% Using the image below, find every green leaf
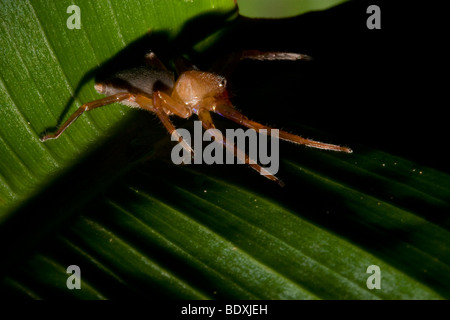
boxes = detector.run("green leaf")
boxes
[1,0,449,300]
[237,0,350,18]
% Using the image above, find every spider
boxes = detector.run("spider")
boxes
[41,50,352,186]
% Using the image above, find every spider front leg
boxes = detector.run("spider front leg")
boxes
[207,99,352,153]
[239,50,312,62]
[195,98,284,186]
[143,91,194,155]
[41,93,135,141]
[211,50,312,79]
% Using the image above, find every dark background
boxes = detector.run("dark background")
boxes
[208,0,450,174]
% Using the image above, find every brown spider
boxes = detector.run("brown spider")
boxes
[41,50,352,186]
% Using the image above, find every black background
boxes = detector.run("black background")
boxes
[216,0,450,174]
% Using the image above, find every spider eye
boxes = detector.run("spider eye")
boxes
[219,78,226,87]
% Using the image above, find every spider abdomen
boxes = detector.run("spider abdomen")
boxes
[96,67,175,98]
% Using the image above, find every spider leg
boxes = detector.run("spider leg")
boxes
[152,91,192,119]
[210,50,311,79]
[207,99,352,153]
[140,92,194,155]
[41,93,135,141]
[239,50,312,62]
[144,51,170,71]
[195,98,284,186]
